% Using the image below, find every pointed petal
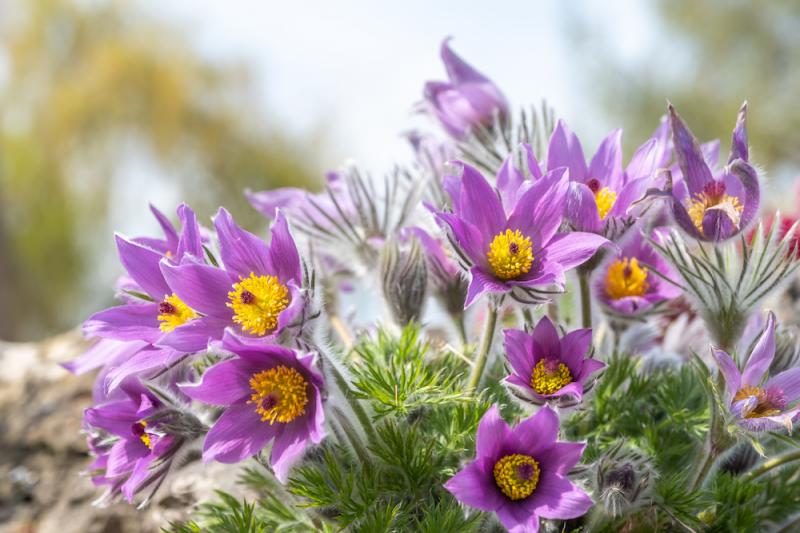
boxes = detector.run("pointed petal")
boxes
[543,232,610,271]
[464,266,508,308]
[588,129,623,190]
[203,403,280,463]
[458,163,506,238]
[116,235,171,299]
[444,461,503,512]
[507,168,569,244]
[711,346,742,395]
[511,406,559,456]
[669,104,714,196]
[160,261,233,319]
[83,304,161,343]
[503,328,536,382]
[768,368,800,403]
[214,207,273,279]
[476,405,510,460]
[547,120,587,182]
[268,211,302,284]
[181,359,259,406]
[728,102,749,163]
[527,471,593,520]
[742,312,776,387]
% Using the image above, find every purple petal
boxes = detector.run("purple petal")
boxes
[547,120,587,182]
[768,368,800,403]
[507,168,569,244]
[531,317,561,357]
[149,204,179,253]
[728,160,760,233]
[496,153,526,212]
[62,339,147,375]
[464,266,508,308]
[175,203,204,260]
[496,502,540,533]
[668,104,713,196]
[458,164,505,238]
[203,402,280,463]
[588,129,623,190]
[577,358,605,383]
[441,38,491,85]
[103,347,185,393]
[157,316,229,352]
[107,439,149,478]
[268,211,302,284]
[742,312,776,387]
[564,182,601,234]
[503,329,536,381]
[435,212,487,269]
[560,329,592,374]
[475,405,510,461]
[543,232,610,271]
[271,420,313,483]
[181,358,258,406]
[444,460,503,512]
[527,470,593,520]
[536,441,586,476]
[625,138,658,181]
[84,400,138,437]
[245,187,308,220]
[116,235,171,299]
[728,102,749,163]
[711,347,742,395]
[160,261,233,319]
[511,406,559,456]
[83,304,161,343]
[214,207,273,279]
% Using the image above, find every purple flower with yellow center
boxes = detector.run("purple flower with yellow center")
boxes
[445,405,593,532]
[547,121,663,236]
[83,379,181,503]
[503,317,604,404]
[434,161,609,307]
[712,312,800,432]
[663,103,759,241]
[422,38,509,139]
[594,229,681,317]
[158,208,305,351]
[180,332,324,481]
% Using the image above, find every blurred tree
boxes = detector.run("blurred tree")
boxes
[564,0,800,174]
[0,0,321,341]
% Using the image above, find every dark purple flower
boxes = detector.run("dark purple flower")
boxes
[445,406,593,532]
[180,332,324,481]
[422,38,509,139]
[503,317,604,404]
[712,312,800,432]
[663,103,759,242]
[547,121,664,236]
[159,208,305,352]
[594,228,681,317]
[434,161,609,307]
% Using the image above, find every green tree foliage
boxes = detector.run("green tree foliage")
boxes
[0,0,320,340]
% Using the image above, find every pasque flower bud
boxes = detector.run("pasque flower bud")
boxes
[381,236,428,325]
[594,442,655,518]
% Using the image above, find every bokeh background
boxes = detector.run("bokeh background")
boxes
[1,0,799,342]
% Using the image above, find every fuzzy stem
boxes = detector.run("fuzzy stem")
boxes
[579,271,592,329]
[466,301,499,391]
[453,311,468,347]
[743,450,800,482]
[689,442,719,492]
[327,358,378,444]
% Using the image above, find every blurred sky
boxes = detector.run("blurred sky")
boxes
[142,0,657,174]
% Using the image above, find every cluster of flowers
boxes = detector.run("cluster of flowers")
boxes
[64,39,800,532]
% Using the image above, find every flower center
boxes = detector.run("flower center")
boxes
[733,385,787,418]
[531,358,573,395]
[493,453,541,500]
[157,294,197,333]
[687,182,743,235]
[486,229,534,280]
[228,273,290,336]
[605,257,649,299]
[248,366,309,424]
[131,420,153,449]
[586,180,617,220]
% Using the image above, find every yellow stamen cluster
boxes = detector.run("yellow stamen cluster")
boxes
[248,366,309,424]
[687,193,743,235]
[594,187,617,220]
[157,294,197,333]
[531,359,573,395]
[605,258,649,300]
[486,229,534,280]
[493,454,541,500]
[733,386,782,418]
[228,273,290,336]
[137,421,152,449]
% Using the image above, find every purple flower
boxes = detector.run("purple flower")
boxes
[712,312,800,432]
[422,38,509,139]
[547,121,664,236]
[408,227,467,314]
[445,406,593,532]
[180,332,324,481]
[434,161,608,307]
[83,379,183,503]
[594,228,681,317]
[503,317,604,404]
[159,208,305,352]
[663,103,759,242]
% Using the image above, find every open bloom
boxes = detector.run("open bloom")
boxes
[422,38,509,139]
[434,160,608,307]
[445,406,593,533]
[181,332,324,481]
[547,121,664,237]
[662,103,759,242]
[159,208,305,352]
[503,317,605,404]
[712,312,800,431]
[594,228,681,317]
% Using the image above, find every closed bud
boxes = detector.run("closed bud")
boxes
[381,236,428,325]
[770,324,800,375]
[594,442,655,518]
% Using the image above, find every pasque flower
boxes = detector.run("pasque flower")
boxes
[159,208,305,351]
[445,405,593,532]
[503,317,605,404]
[180,332,324,481]
[661,103,759,242]
[594,228,681,317]
[434,160,609,307]
[712,312,800,432]
[422,38,509,139]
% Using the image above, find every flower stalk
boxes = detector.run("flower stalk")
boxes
[466,299,500,391]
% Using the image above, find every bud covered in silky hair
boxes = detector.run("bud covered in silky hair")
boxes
[381,236,428,326]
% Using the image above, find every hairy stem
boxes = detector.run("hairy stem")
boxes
[743,449,800,482]
[467,301,499,391]
[579,271,592,329]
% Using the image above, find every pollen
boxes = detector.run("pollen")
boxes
[493,453,541,500]
[734,385,786,418]
[686,182,743,235]
[132,421,153,449]
[594,186,617,220]
[487,229,534,280]
[605,257,649,300]
[157,294,197,333]
[531,358,573,395]
[227,273,290,336]
[248,366,309,424]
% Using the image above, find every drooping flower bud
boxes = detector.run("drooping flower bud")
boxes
[381,236,428,326]
[594,443,655,518]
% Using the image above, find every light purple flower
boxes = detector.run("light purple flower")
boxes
[712,312,800,432]
[180,332,324,481]
[434,161,609,307]
[445,406,593,533]
[547,121,663,236]
[594,228,681,317]
[503,317,604,405]
[159,208,305,352]
[422,38,509,139]
[661,103,759,242]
